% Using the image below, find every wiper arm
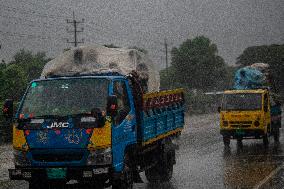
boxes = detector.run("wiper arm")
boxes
[70,112,92,118]
[33,114,67,119]
[29,112,92,119]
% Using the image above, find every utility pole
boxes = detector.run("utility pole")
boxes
[164,38,169,77]
[67,11,84,47]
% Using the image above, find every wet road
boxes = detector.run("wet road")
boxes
[0,113,283,189]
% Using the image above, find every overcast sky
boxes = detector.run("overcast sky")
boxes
[0,0,283,69]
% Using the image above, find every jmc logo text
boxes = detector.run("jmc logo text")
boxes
[47,122,69,129]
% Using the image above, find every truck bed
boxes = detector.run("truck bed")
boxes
[140,89,185,145]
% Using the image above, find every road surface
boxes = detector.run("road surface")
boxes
[0,113,283,189]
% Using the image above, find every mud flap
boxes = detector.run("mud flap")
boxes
[133,169,143,183]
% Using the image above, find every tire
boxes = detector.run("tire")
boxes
[78,180,104,189]
[263,133,269,147]
[29,179,51,189]
[112,154,133,189]
[223,136,230,147]
[145,161,173,183]
[237,139,243,148]
[273,126,280,143]
[145,146,174,183]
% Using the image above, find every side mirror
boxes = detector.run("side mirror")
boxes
[107,95,118,117]
[264,106,268,113]
[91,108,105,128]
[217,106,221,113]
[3,99,14,119]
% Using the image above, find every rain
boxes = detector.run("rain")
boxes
[0,0,283,189]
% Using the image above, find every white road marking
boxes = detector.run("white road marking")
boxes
[253,165,283,189]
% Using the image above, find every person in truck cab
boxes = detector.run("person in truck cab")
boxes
[113,81,131,123]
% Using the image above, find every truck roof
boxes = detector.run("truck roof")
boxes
[224,89,267,94]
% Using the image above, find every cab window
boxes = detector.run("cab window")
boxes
[263,93,268,112]
[113,81,130,124]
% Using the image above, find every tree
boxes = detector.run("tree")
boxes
[236,44,284,98]
[0,64,28,101]
[10,49,50,82]
[0,49,50,102]
[169,36,228,90]
[160,66,181,90]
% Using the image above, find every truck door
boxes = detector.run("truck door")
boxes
[263,93,271,132]
[111,79,137,172]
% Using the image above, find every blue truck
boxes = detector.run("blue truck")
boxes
[3,73,185,188]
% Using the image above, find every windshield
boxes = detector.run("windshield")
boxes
[221,93,262,111]
[19,78,109,117]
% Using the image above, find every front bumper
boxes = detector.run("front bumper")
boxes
[220,129,265,139]
[9,166,110,181]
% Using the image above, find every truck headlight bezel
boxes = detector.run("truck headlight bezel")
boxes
[86,147,112,166]
[223,121,229,127]
[13,149,31,167]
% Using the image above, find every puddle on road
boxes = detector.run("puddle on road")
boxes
[222,142,283,188]
[223,159,277,188]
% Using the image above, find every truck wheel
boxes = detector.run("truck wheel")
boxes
[145,149,174,183]
[223,137,230,147]
[112,154,133,189]
[78,180,104,189]
[145,161,173,183]
[237,139,243,148]
[273,126,280,143]
[29,180,50,189]
[263,134,269,147]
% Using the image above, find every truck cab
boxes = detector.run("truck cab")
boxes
[4,74,184,189]
[219,89,281,147]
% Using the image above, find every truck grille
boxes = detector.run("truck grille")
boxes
[229,121,252,128]
[32,153,84,162]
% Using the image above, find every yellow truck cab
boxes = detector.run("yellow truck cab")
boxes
[219,89,278,147]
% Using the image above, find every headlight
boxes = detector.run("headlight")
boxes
[254,121,260,127]
[223,121,229,127]
[87,147,112,165]
[13,149,31,166]
[13,127,29,152]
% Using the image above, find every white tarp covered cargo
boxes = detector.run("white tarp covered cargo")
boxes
[41,45,160,92]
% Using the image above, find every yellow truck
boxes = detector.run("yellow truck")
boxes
[219,89,281,147]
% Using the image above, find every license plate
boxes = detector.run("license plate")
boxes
[46,168,67,179]
[236,128,244,135]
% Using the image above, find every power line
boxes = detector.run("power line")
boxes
[0,30,54,40]
[66,12,84,47]
[164,38,169,75]
[0,14,65,32]
[0,4,67,20]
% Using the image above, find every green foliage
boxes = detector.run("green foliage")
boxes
[169,36,228,91]
[10,50,50,82]
[236,44,284,100]
[0,64,28,101]
[184,90,221,114]
[160,66,182,90]
[0,49,50,102]
[160,36,230,92]
[159,36,233,114]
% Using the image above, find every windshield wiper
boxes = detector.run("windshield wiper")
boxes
[69,112,92,118]
[33,114,67,119]
[20,112,93,120]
